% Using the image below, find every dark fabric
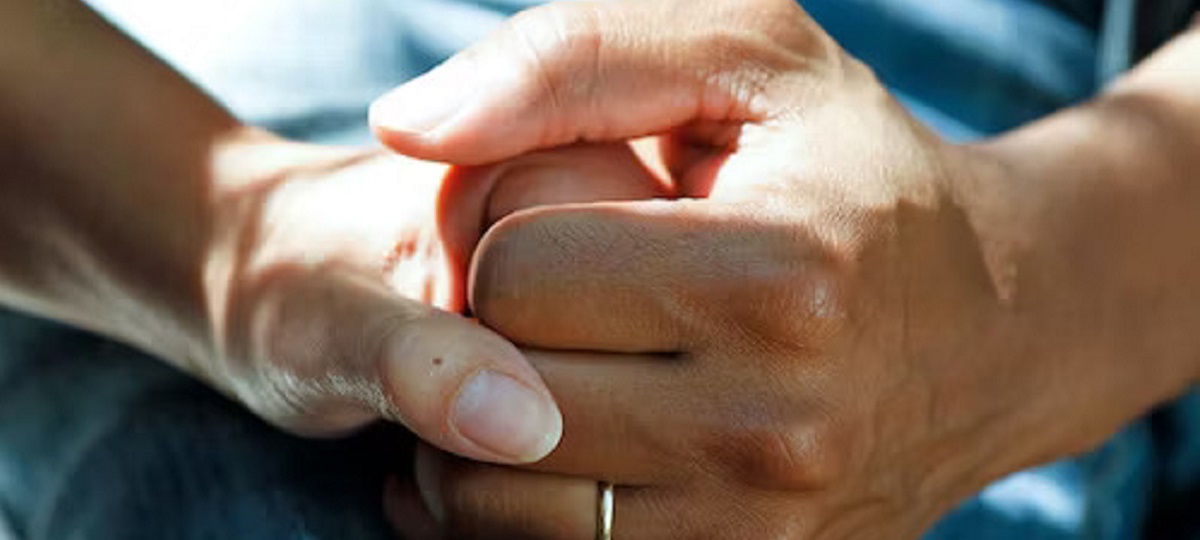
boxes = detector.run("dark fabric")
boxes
[0,309,415,540]
[804,0,1100,139]
[1046,0,1107,27]
[1136,0,1199,59]
[1145,395,1200,540]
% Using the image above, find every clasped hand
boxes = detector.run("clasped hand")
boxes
[358,0,1188,538]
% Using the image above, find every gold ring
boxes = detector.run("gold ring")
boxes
[596,481,614,540]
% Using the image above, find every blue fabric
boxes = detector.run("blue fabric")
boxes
[0,0,1196,538]
[0,311,416,540]
[806,0,1101,140]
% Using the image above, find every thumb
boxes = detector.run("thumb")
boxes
[235,268,562,464]
[369,0,834,165]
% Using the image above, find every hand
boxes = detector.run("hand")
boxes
[371,0,1195,537]
[197,135,663,465]
[0,0,658,470]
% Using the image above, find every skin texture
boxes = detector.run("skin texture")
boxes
[371,0,1200,538]
[0,0,667,466]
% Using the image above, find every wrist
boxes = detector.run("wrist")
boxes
[954,111,1200,463]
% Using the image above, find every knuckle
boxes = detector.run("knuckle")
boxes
[710,232,850,350]
[746,0,831,58]
[773,267,850,349]
[717,419,849,492]
[679,0,839,115]
[695,5,813,66]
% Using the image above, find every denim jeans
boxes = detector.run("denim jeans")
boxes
[1,0,1196,538]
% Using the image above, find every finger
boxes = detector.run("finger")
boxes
[437,143,669,309]
[521,347,837,493]
[521,349,697,484]
[384,476,441,540]
[369,0,831,165]
[413,444,680,540]
[481,143,670,227]
[418,446,813,540]
[470,199,824,353]
[228,267,562,465]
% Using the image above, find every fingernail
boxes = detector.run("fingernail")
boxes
[452,370,562,462]
[370,60,474,134]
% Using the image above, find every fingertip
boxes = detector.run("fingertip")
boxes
[451,367,563,464]
[368,63,472,139]
[369,115,460,164]
[388,313,563,465]
[369,117,526,167]
[369,121,423,155]
[368,57,534,166]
